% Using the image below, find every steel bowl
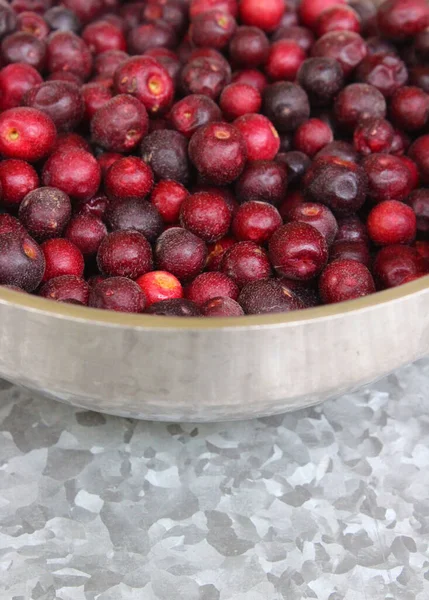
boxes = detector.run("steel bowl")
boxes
[0,277,428,421]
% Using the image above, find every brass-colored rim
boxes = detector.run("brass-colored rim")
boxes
[0,275,427,330]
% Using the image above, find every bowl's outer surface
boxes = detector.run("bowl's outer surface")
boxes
[0,279,428,421]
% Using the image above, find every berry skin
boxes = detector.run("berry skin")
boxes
[97,230,153,280]
[232,201,282,245]
[238,278,303,314]
[234,113,280,161]
[188,122,247,185]
[89,277,146,313]
[105,157,154,202]
[155,227,207,282]
[367,200,416,246]
[0,107,56,162]
[186,271,239,305]
[0,159,39,208]
[136,271,183,307]
[42,149,101,202]
[319,259,375,304]
[39,275,90,305]
[0,232,45,291]
[201,296,244,316]
[150,180,188,224]
[269,222,328,281]
[41,238,84,282]
[221,241,272,287]
[239,0,284,32]
[293,119,333,157]
[219,83,261,120]
[180,191,232,242]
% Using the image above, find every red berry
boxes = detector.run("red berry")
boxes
[0,107,56,162]
[300,0,346,28]
[219,83,261,120]
[39,275,90,305]
[180,191,231,242]
[390,86,429,131]
[378,0,429,40]
[23,80,84,133]
[408,135,429,185]
[206,235,236,271]
[0,232,45,291]
[82,20,127,55]
[235,160,288,206]
[269,222,328,280]
[105,157,154,202]
[407,189,429,233]
[311,31,367,76]
[155,227,207,282]
[293,118,333,157]
[47,31,92,80]
[150,180,188,224]
[234,113,280,161]
[287,202,338,246]
[188,122,247,185]
[265,40,306,82]
[229,26,270,67]
[169,94,222,138]
[363,153,414,202]
[136,270,183,307]
[91,94,149,153]
[239,0,284,32]
[373,244,426,288]
[190,10,236,49]
[353,117,394,155]
[238,278,303,314]
[64,214,107,256]
[0,159,39,208]
[319,259,375,304]
[97,230,153,279]
[232,201,282,244]
[317,5,361,36]
[41,238,84,282]
[42,149,101,202]
[89,276,146,313]
[81,83,112,122]
[186,271,239,305]
[221,241,271,287]
[0,63,42,110]
[367,200,416,245]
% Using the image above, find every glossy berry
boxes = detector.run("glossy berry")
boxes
[378,0,429,40]
[155,227,207,282]
[311,31,367,76]
[229,26,269,67]
[232,68,267,92]
[39,275,90,305]
[105,157,153,202]
[76,194,109,221]
[263,82,310,133]
[18,186,72,241]
[287,202,338,246]
[0,63,42,111]
[304,158,368,215]
[319,259,375,304]
[334,83,386,129]
[235,160,287,206]
[265,40,306,82]
[219,83,261,120]
[186,271,239,305]
[363,153,414,201]
[367,200,416,245]
[81,83,112,122]
[169,94,222,138]
[234,113,280,161]
[181,55,231,100]
[239,0,284,32]
[146,298,202,316]
[356,53,408,97]
[293,119,333,157]
[82,20,127,55]
[94,49,129,77]
[150,180,188,224]
[136,270,183,307]
[89,276,146,313]
[201,296,244,316]
[97,230,153,280]
[180,191,231,242]
[315,140,359,163]
[221,241,271,287]
[335,216,368,243]
[390,86,429,132]
[316,5,361,36]
[353,118,394,155]
[374,244,426,288]
[269,222,328,280]
[41,238,84,282]
[272,25,315,52]
[190,10,236,49]
[189,122,247,185]
[0,107,56,162]
[16,11,50,39]
[0,232,45,291]
[64,214,107,256]
[299,0,346,28]
[238,278,303,314]
[114,56,174,116]
[232,201,282,244]
[0,159,39,208]
[297,57,344,107]
[47,31,92,81]
[1,31,47,71]
[23,80,84,133]
[42,149,101,202]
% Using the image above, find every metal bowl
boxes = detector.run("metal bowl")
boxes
[0,277,428,421]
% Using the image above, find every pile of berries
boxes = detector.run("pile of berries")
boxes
[0,0,428,317]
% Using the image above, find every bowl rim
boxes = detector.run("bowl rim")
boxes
[0,275,428,330]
